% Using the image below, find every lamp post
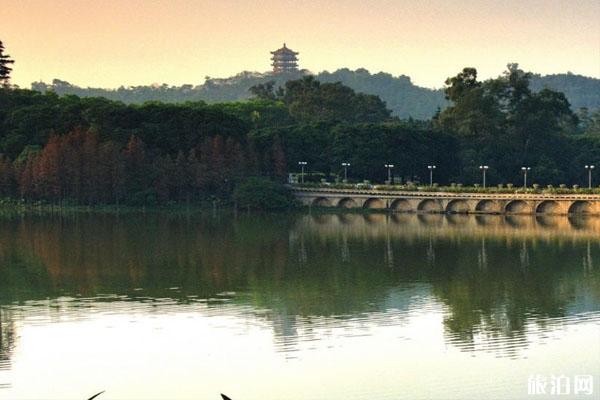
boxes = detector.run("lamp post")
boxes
[479,165,489,188]
[427,165,436,186]
[298,161,307,184]
[384,164,394,184]
[341,162,350,182]
[585,165,595,189]
[521,167,531,188]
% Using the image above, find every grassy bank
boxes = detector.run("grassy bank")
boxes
[0,198,231,215]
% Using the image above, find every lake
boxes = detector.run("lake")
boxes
[0,211,599,399]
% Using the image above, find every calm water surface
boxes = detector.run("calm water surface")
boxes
[0,212,599,399]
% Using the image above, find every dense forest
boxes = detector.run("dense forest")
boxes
[2,57,600,207]
[31,68,600,120]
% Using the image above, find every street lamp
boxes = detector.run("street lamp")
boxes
[521,167,531,188]
[427,165,436,186]
[479,165,489,188]
[384,164,394,184]
[585,165,595,189]
[341,162,350,182]
[298,161,307,184]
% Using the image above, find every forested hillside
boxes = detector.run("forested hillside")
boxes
[530,73,600,111]
[31,69,599,120]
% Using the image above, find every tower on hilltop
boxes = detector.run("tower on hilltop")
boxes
[270,43,299,74]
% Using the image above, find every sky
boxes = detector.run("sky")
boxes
[2,0,600,89]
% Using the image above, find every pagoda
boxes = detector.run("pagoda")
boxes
[270,43,299,74]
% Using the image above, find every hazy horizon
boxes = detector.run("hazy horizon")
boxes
[3,0,600,89]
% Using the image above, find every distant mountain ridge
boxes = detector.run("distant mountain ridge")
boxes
[31,69,599,120]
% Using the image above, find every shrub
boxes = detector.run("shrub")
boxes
[234,177,297,211]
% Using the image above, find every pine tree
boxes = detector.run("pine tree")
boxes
[0,41,15,87]
[123,135,148,197]
[187,149,204,198]
[271,136,287,180]
[174,151,191,202]
[98,141,125,204]
[18,155,36,199]
[35,135,62,201]
[0,156,15,197]
[152,154,174,203]
[81,131,100,204]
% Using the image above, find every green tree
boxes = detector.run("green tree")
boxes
[248,80,278,101]
[282,76,391,124]
[233,177,296,210]
[0,41,14,87]
[437,64,578,185]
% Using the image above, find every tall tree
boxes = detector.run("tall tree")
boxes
[282,76,391,124]
[249,81,278,101]
[0,156,14,197]
[0,41,15,87]
[271,136,287,180]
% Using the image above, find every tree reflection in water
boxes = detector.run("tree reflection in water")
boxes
[0,212,598,365]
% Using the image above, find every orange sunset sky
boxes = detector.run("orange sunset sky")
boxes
[3,0,600,89]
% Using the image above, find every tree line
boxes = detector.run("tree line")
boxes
[2,37,600,207]
[0,129,288,205]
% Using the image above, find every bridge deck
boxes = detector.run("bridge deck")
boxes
[290,187,600,215]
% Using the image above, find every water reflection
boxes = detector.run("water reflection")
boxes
[0,308,15,389]
[0,212,599,398]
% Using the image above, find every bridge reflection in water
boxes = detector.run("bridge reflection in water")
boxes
[291,212,600,360]
[303,212,600,240]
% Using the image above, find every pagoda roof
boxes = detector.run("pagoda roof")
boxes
[270,43,299,55]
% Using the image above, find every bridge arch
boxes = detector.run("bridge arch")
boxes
[390,198,412,212]
[536,200,560,214]
[417,199,444,213]
[337,197,358,209]
[505,200,532,214]
[363,197,386,209]
[475,200,500,213]
[569,200,593,214]
[446,199,471,214]
[312,197,332,207]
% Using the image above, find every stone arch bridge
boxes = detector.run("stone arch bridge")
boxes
[291,187,600,215]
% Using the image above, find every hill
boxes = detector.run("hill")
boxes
[530,72,600,111]
[30,69,599,120]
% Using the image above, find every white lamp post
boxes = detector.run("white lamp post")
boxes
[521,166,531,188]
[341,162,350,182]
[384,164,394,184]
[585,165,595,189]
[479,165,489,188]
[298,161,307,184]
[427,165,436,186]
